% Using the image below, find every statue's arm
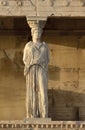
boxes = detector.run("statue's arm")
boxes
[23,44,28,66]
[23,43,32,76]
[46,44,50,64]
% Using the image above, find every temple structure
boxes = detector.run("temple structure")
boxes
[0,0,85,129]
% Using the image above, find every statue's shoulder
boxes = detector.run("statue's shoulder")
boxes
[24,41,33,49]
[42,42,48,48]
[26,41,33,47]
[43,42,46,46]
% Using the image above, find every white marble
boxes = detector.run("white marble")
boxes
[23,20,50,118]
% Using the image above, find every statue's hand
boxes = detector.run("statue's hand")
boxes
[24,66,29,76]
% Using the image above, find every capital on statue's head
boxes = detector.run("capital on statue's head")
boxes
[27,20,46,43]
[27,20,46,29]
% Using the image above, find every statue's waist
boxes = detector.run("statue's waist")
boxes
[30,64,42,68]
[29,63,46,69]
[24,63,47,76]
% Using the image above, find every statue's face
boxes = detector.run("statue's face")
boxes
[33,29,42,42]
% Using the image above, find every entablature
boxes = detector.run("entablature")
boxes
[0,0,85,19]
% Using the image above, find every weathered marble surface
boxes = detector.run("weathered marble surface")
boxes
[23,21,49,118]
[0,0,85,17]
[0,120,84,130]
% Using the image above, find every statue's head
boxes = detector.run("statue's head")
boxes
[28,20,45,43]
[31,28,43,42]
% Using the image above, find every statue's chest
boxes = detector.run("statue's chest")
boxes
[32,46,45,59]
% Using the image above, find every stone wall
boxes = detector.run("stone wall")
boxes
[0,17,85,120]
[46,35,85,121]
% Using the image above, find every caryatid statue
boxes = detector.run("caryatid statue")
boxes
[23,20,50,118]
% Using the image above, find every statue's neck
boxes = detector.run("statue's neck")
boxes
[33,38,41,44]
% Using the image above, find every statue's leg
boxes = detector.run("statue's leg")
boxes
[35,66,40,117]
[26,68,36,118]
[32,66,37,117]
[38,68,48,118]
[26,75,30,118]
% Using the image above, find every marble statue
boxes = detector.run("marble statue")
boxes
[23,21,50,118]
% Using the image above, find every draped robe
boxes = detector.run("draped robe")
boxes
[23,41,49,118]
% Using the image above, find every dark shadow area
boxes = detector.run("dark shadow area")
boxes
[43,17,85,49]
[0,16,85,48]
[0,16,30,37]
[45,17,85,32]
[48,89,85,121]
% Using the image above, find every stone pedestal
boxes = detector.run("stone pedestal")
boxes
[23,118,51,124]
